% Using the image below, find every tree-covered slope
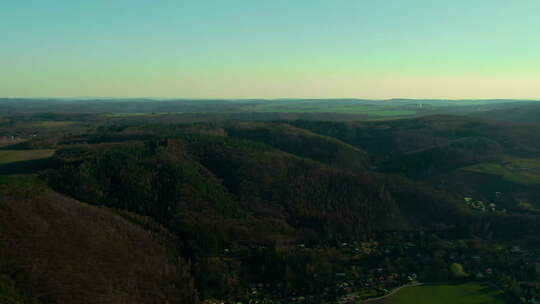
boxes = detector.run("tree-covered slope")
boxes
[45,131,469,245]
[224,122,370,173]
[0,176,198,304]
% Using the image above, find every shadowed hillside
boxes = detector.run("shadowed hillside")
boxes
[470,103,540,124]
[224,122,370,173]
[0,176,198,304]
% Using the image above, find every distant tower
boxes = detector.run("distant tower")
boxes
[417,102,423,109]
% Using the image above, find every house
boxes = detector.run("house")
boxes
[510,246,521,254]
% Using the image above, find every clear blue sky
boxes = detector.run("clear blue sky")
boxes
[1,0,539,98]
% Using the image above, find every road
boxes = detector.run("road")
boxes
[362,283,423,303]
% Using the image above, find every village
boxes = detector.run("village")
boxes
[0,133,36,146]
[463,195,506,213]
[205,227,540,304]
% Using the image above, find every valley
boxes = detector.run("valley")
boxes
[1,99,540,304]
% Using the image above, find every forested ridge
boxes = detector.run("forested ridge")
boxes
[2,116,540,303]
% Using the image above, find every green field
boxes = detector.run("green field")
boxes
[244,103,418,116]
[104,104,419,117]
[0,149,56,165]
[105,112,173,117]
[462,158,540,185]
[276,108,417,116]
[33,121,77,128]
[369,283,505,304]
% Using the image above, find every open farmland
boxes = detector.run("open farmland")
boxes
[240,102,419,116]
[32,121,77,128]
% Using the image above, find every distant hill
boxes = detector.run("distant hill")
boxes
[46,132,467,243]
[1,98,536,118]
[469,103,540,124]
[224,122,370,173]
[289,115,540,161]
[288,116,540,209]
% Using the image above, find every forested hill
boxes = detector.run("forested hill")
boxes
[0,176,198,304]
[31,121,472,301]
[3,115,540,303]
[469,103,540,124]
[45,128,467,243]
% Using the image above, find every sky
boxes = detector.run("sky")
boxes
[1,0,539,99]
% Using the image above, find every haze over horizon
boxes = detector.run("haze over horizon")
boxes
[2,0,539,99]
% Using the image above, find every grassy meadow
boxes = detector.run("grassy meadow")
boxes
[103,102,420,117]
[462,158,540,185]
[368,283,505,304]
[33,121,77,128]
[0,149,55,166]
[0,149,55,175]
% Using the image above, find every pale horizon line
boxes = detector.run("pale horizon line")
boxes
[2,97,540,102]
